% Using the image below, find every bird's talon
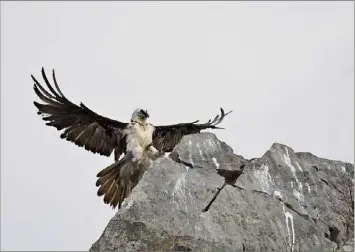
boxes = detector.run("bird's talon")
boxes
[157,150,165,157]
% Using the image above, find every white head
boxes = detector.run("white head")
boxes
[131,108,149,122]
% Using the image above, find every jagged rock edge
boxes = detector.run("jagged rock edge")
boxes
[168,140,342,247]
[168,150,246,213]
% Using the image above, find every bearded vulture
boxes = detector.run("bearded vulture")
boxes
[32,67,232,209]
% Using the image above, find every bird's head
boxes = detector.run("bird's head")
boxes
[131,108,149,123]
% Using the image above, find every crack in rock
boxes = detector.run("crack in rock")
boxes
[203,166,245,212]
[171,244,192,251]
[169,152,203,168]
[217,168,244,184]
[202,183,226,212]
[170,151,246,213]
[320,178,329,186]
[230,184,311,223]
[202,180,312,229]
[172,150,320,237]
[313,165,319,172]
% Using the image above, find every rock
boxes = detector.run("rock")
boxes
[90,133,353,252]
[338,238,354,252]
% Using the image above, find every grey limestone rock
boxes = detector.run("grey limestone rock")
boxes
[90,133,353,252]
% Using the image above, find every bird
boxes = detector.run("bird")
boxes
[32,67,232,209]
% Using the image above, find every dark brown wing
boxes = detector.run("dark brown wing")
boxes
[152,108,232,152]
[32,67,128,159]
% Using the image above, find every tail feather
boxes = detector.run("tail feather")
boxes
[104,183,118,204]
[96,162,117,177]
[110,186,123,208]
[95,165,117,187]
[97,177,115,197]
[96,153,148,209]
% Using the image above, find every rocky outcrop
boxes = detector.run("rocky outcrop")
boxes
[338,238,354,252]
[90,133,354,252]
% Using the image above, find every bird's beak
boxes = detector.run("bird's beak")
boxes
[142,110,149,118]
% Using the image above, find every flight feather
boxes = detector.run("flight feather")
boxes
[32,67,128,158]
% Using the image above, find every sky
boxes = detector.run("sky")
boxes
[1,1,353,251]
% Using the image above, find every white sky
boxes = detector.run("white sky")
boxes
[1,1,353,251]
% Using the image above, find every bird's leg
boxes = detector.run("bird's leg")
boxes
[145,143,165,160]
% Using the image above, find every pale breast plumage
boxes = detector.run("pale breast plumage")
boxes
[123,122,155,153]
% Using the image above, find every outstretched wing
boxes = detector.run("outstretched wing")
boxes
[152,108,232,152]
[32,67,128,159]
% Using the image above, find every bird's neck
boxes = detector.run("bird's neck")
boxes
[131,118,147,126]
